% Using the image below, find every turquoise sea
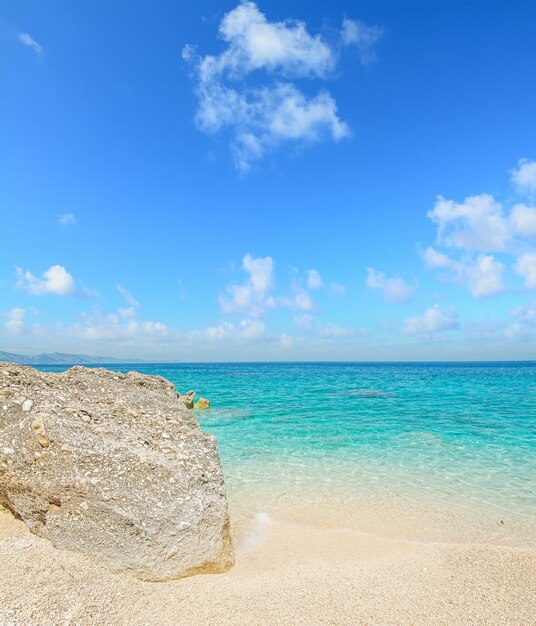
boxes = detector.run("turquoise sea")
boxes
[39,361,536,543]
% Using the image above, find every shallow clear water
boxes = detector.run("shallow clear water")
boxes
[38,362,536,537]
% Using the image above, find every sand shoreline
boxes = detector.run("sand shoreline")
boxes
[1,498,535,626]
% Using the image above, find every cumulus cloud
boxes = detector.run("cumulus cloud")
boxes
[220,253,316,317]
[293,314,353,338]
[201,1,335,79]
[512,301,536,326]
[329,282,347,295]
[421,247,504,297]
[467,255,504,297]
[317,322,354,338]
[341,18,384,64]
[366,268,413,302]
[427,194,510,253]
[403,305,459,335]
[293,314,314,331]
[514,252,536,289]
[306,268,323,289]
[71,306,168,342]
[58,213,76,226]
[510,204,536,238]
[511,159,536,195]
[201,319,266,341]
[421,246,462,273]
[220,253,275,317]
[505,301,536,341]
[423,161,536,297]
[16,265,75,296]
[183,2,380,171]
[3,308,25,335]
[116,284,140,308]
[64,287,168,342]
[19,32,42,55]
[283,285,314,311]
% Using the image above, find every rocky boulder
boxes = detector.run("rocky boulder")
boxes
[178,390,195,410]
[0,363,233,581]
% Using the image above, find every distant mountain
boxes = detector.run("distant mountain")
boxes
[0,351,142,365]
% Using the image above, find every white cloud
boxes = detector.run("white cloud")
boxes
[511,159,536,195]
[293,314,353,338]
[116,284,140,309]
[422,163,536,298]
[279,333,295,349]
[58,213,76,226]
[293,314,314,331]
[306,269,322,289]
[184,2,381,171]
[16,265,75,296]
[238,319,266,339]
[63,287,168,342]
[512,301,536,326]
[288,287,314,311]
[317,322,354,338]
[220,253,275,317]
[403,304,459,335]
[421,247,504,297]
[206,1,335,79]
[341,18,384,64]
[329,282,346,295]
[72,306,168,342]
[514,252,536,289]
[220,253,316,316]
[428,194,510,253]
[505,301,536,340]
[421,246,458,270]
[510,204,536,238]
[19,32,42,55]
[467,254,504,297]
[4,308,25,335]
[195,80,349,172]
[202,319,266,341]
[366,268,413,302]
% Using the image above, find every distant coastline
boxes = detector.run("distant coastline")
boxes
[1,351,535,366]
[0,351,144,366]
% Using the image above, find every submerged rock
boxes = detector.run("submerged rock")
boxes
[195,398,211,410]
[0,363,233,581]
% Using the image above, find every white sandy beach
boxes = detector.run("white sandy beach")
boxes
[1,497,535,626]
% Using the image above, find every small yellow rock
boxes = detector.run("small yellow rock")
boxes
[194,398,211,410]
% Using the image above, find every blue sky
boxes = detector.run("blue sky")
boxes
[1,0,536,361]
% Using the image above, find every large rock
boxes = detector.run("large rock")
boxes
[0,363,233,581]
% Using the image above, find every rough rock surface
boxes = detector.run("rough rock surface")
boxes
[0,363,233,581]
